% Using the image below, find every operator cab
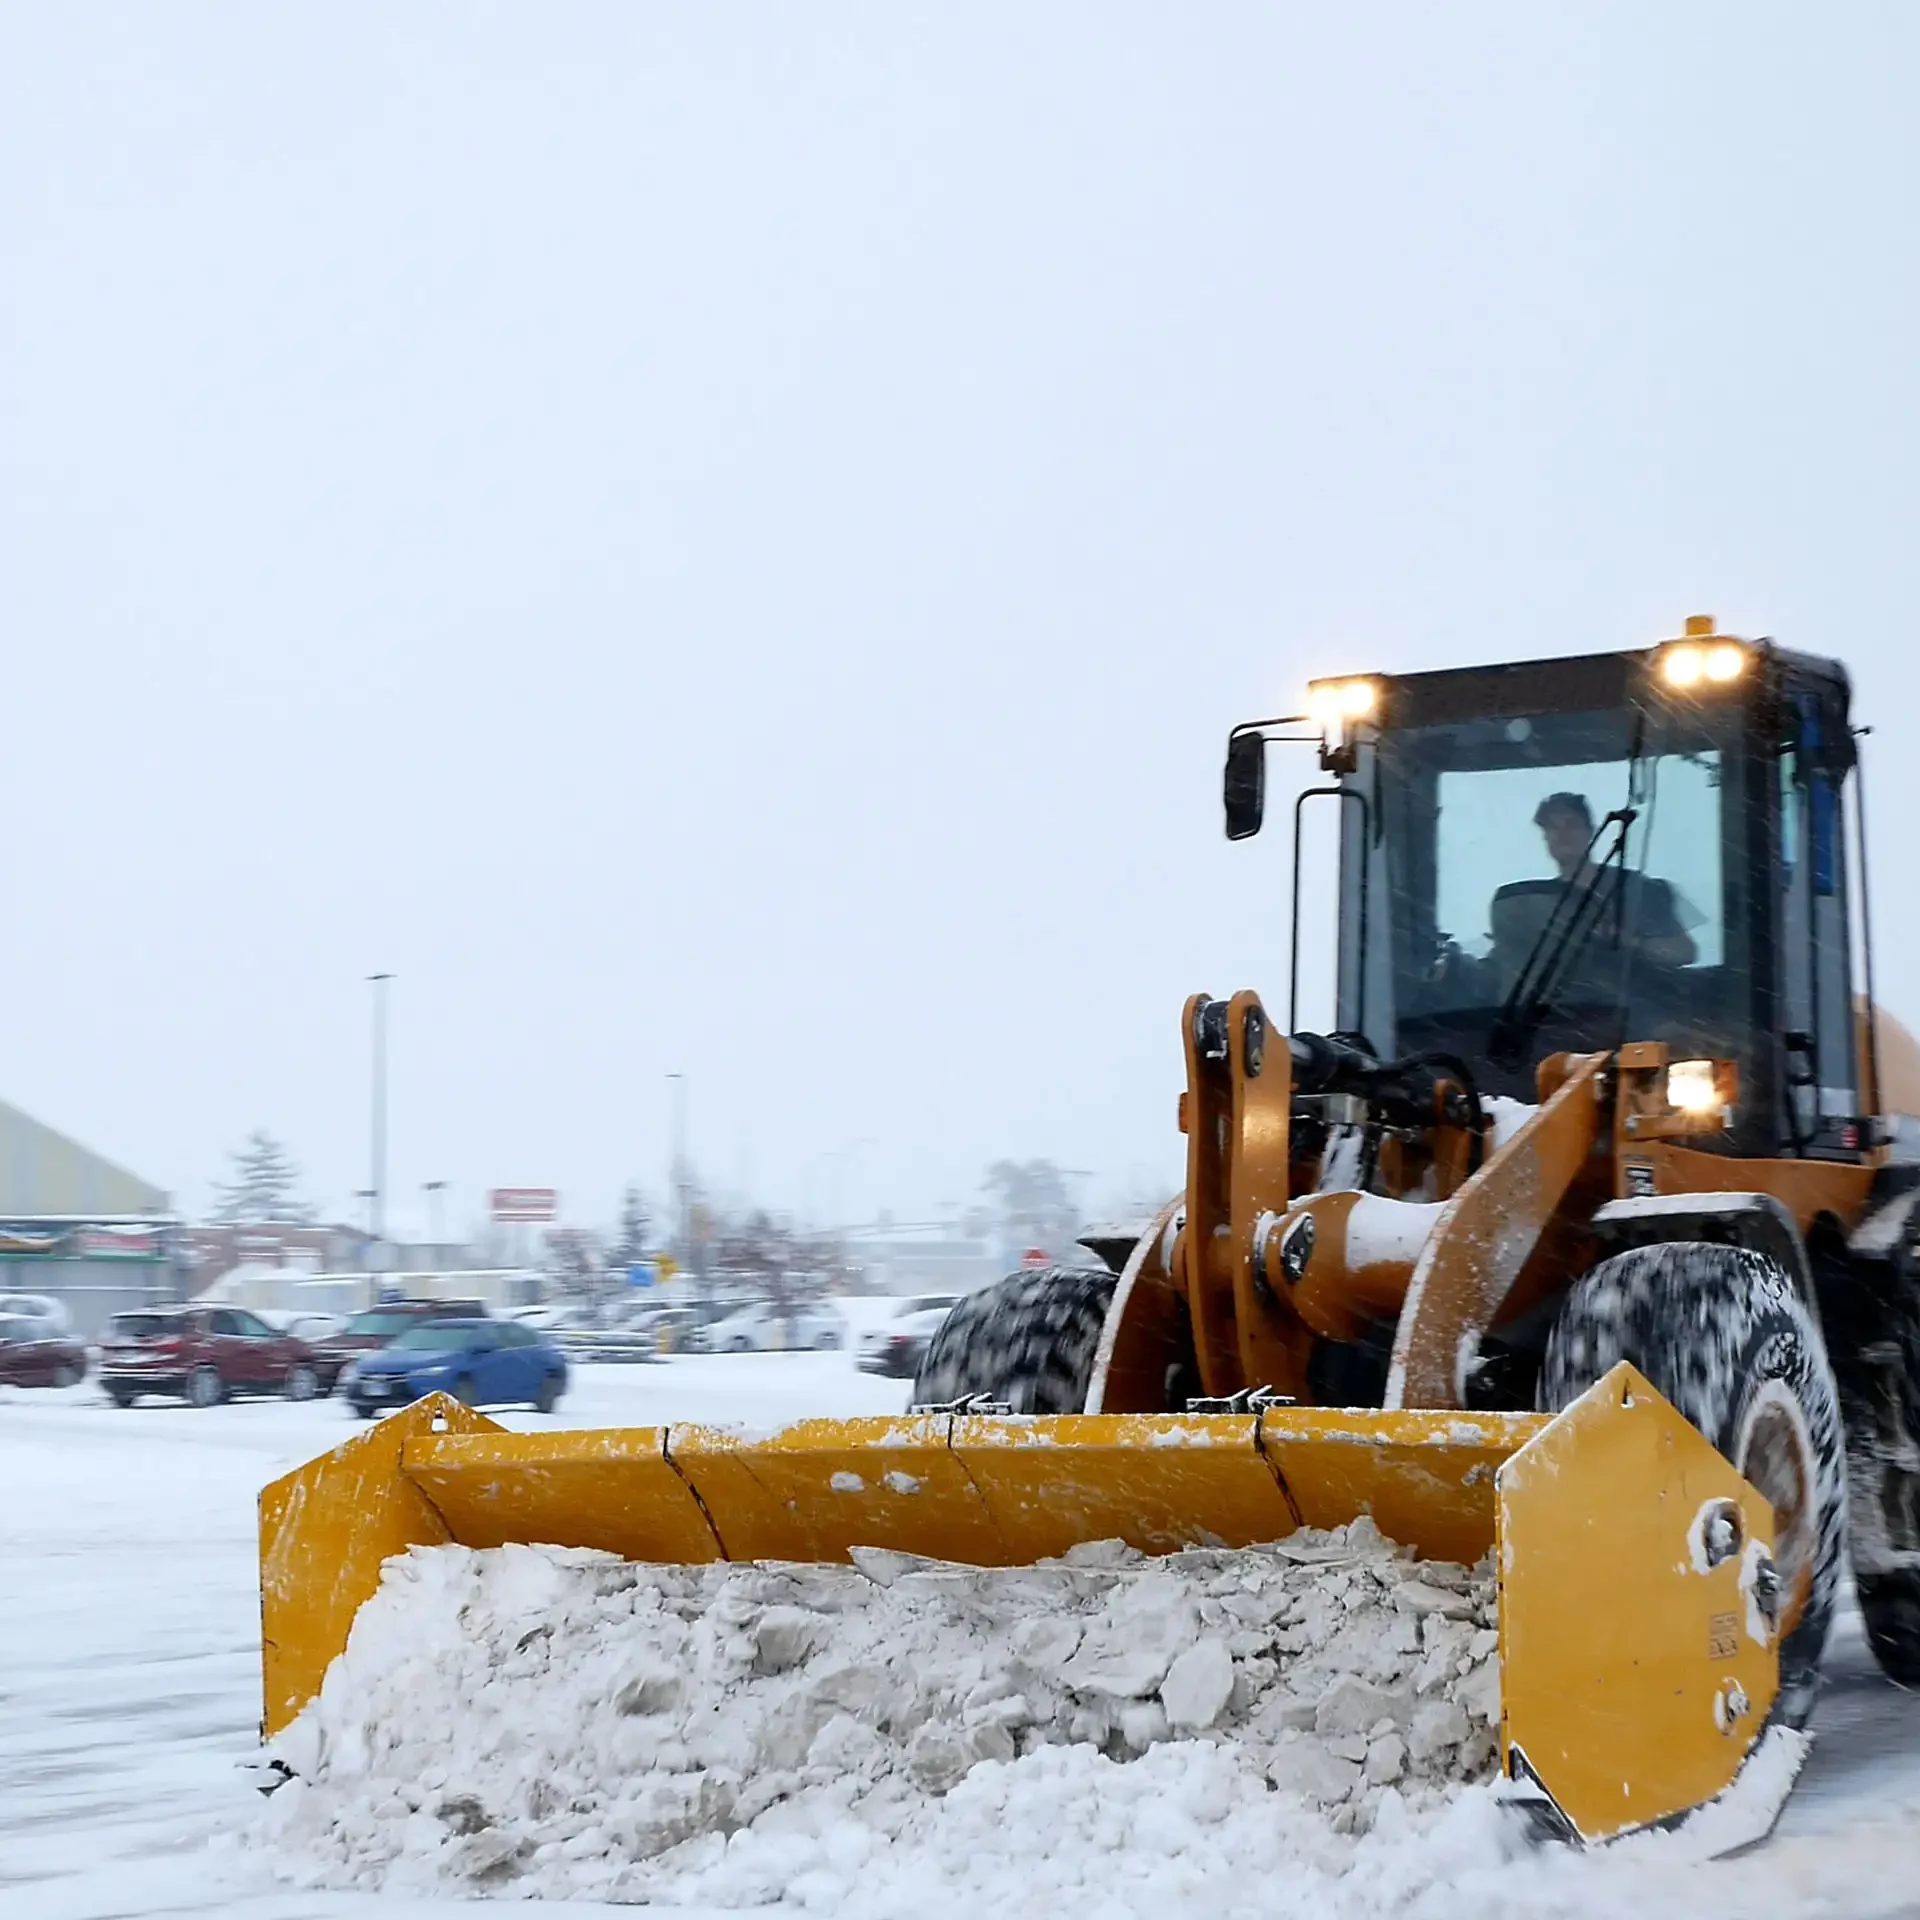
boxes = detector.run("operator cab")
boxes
[1226,618,1876,1162]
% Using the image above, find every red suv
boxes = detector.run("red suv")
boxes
[0,1313,89,1388]
[98,1306,323,1408]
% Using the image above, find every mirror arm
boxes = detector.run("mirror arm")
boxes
[1224,717,1331,842]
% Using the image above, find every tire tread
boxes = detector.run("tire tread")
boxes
[1540,1239,1847,1727]
[912,1267,1115,1414]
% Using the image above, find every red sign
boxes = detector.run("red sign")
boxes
[75,1227,161,1259]
[1020,1247,1050,1268]
[491,1188,558,1223]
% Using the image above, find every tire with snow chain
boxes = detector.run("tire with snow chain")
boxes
[1539,1241,1847,1728]
[912,1266,1116,1414]
[1842,1278,1920,1687]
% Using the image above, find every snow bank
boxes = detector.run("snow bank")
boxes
[1484,1097,1538,1150]
[258,1520,1516,1908]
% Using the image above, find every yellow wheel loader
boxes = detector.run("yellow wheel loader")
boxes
[260,617,1920,1850]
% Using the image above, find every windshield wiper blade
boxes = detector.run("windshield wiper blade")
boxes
[1488,807,1637,1069]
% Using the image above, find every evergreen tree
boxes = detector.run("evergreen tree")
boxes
[212,1130,315,1225]
[982,1158,1081,1263]
[608,1185,651,1267]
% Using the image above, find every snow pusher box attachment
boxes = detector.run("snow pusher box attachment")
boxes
[260,1362,1795,1849]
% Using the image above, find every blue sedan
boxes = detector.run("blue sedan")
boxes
[340,1318,567,1417]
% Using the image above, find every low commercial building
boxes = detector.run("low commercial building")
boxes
[0,1095,178,1334]
[200,1267,541,1318]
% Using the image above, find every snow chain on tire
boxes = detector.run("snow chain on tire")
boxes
[912,1266,1116,1415]
[1842,1271,1920,1688]
[1540,1240,1848,1729]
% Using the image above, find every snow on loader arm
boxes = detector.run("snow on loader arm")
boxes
[259,1361,1796,1851]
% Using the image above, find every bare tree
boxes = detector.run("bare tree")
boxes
[545,1228,610,1322]
[716,1210,789,1320]
[712,1210,845,1341]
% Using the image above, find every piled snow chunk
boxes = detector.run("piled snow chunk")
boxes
[258,1519,1508,1906]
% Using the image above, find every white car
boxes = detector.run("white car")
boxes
[281,1311,350,1344]
[0,1292,73,1335]
[856,1305,955,1379]
[853,1294,960,1375]
[705,1301,844,1353]
[509,1305,590,1331]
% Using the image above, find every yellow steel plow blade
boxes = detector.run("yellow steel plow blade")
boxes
[259,1364,1794,1847]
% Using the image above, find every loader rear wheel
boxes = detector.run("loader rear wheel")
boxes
[912,1266,1116,1413]
[1540,1241,1847,1729]
[1841,1282,1920,1688]
[1857,1553,1920,1688]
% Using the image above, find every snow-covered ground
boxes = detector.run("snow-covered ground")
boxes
[4,1354,1919,1919]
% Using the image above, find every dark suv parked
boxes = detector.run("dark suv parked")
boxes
[307,1299,491,1392]
[98,1307,323,1408]
[0,1314,89,1388]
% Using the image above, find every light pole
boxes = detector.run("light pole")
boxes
[424,1180,448,1252]
[826,1136,875,1237]
[1061,1168,1097,1262]
[665,1072,689,1263]
[368,974,393,1265]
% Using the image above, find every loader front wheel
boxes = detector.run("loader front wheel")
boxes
[1540,1241,1847,1729]
[912,1265,1115,1414]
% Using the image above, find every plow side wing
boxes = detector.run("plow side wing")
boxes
[258,1394,503,1742]
[1496,1362,1789,1845]
[258,1367,1788,1846]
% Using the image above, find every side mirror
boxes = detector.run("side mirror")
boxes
[1224,731,1266,840]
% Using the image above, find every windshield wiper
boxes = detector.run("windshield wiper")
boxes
[1488,806,1637,1070]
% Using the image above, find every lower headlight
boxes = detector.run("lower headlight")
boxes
[1666,1059,1724,1114]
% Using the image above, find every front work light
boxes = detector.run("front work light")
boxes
[1305,678,1378,730]
[1658,616,1747,692]
[1663,646,1706,688]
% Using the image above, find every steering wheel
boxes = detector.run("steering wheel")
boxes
[1407,933,1491,1014]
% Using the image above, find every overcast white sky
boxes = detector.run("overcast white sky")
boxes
[2,5,1916,1234]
